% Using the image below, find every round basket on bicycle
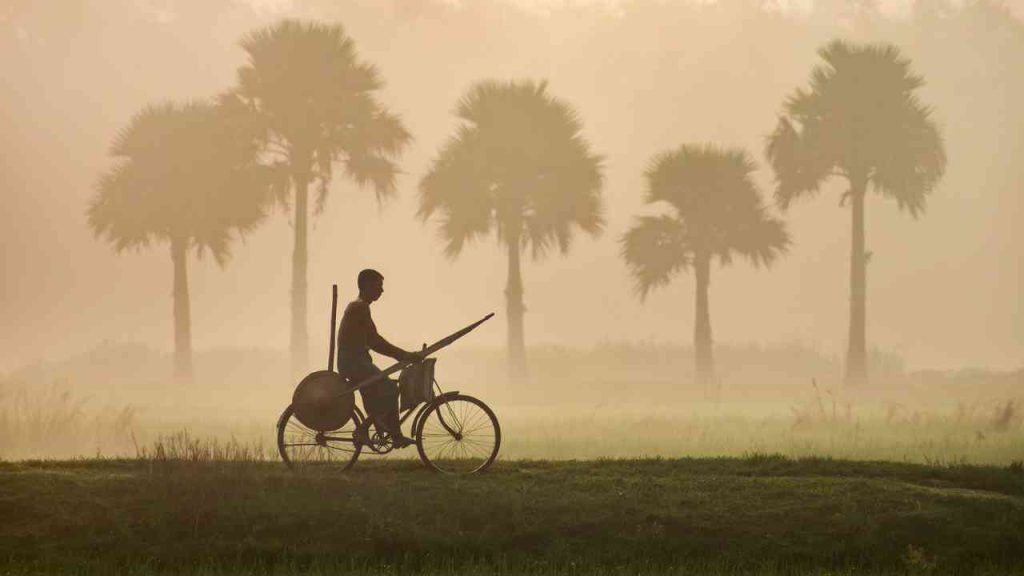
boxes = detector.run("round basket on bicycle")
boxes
[291,370,355,431]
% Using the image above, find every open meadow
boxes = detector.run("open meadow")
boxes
[2,345,1022,574]
[2,344,1021,465]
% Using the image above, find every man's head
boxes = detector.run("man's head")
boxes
[357,269,384,302]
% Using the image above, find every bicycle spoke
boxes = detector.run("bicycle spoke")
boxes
[461,421,493,436]
[459,442,488,460]
[459,436,492,449]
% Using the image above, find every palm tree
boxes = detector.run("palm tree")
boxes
[622,144,789,388]
[418,80,604,378]
[87,99,275,382]
[234,20,410,372]
[766,40,946,386]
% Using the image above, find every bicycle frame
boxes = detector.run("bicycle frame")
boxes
[321,378,461,451]
[410,388,464,439]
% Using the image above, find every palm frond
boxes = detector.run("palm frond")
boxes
[418,128,494,258]
[621,215,692,300]
[765,117,831,209]
[871,99,946,217]
[729,211,791,268]
[88,163,158,253]
[344,153,400,202]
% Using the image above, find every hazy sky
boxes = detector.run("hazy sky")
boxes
[239,0,1022,19]
[2,0,1022,375]
[243,0,971,15]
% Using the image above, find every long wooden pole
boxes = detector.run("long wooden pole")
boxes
[342,313,494,395]
[328,284,338,373]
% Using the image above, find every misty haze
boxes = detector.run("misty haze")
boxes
[1,1,1022,574]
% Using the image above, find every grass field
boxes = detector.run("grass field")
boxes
[2,455,1023,575]
[2,346,1022,574]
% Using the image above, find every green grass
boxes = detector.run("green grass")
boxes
[1,456,1023,575]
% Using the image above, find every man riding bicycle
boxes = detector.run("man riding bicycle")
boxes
[337,269,421,449]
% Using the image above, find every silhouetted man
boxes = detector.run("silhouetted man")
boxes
[337,269,420,448]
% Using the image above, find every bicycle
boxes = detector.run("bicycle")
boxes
[277,286,500,475]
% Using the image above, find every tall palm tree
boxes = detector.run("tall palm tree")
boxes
[234,20,410,372]
[766,40,946,386]
[418,80,604,378]
[622,144,789,387]
[87,99,275,382]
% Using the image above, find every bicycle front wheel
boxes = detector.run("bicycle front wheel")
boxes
[415,394,500,474]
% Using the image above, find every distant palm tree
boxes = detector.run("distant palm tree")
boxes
[622,145,789,387]
[766,40,946,386]
[88,99,275,382]
[235,20,410,371]
[419,80,604,377]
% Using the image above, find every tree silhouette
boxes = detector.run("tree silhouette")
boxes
[234,19,410,372]
[766,40,946,386]
[88,99,276,382]
[419,80,604,378]
[622,144,788,387]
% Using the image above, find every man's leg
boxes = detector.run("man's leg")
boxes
[358,384,386,432]
[341,357,384,444]
[342,353,411,447]
[377,379,404,441]
[358,379,410,446]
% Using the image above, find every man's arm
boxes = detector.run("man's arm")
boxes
[367,319,418,362]
[370,333,416,362]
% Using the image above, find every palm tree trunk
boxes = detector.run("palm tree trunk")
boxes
[291,171,310,374]
[505,232,527,379]
[694,252,714,392]
[846,177,868,387]
[170,236,193,383]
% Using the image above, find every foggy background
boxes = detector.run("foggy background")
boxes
[2,0,1022,379]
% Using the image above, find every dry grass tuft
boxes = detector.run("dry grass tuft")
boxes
[0,379,137,460]
[991,399,1018,432]
[136,429,268,463]
[789,379,852,428]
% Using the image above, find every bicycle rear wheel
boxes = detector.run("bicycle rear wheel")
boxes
[277,404,363,471]
[415,394,500,474]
